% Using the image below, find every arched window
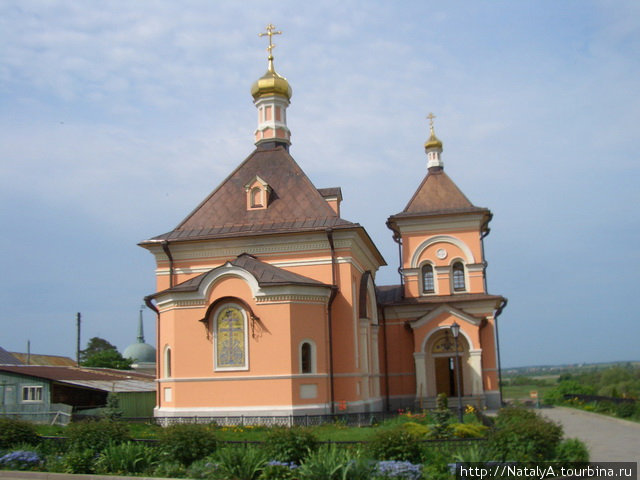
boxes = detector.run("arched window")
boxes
[422,264,435,294]
[452,262,466,292]
[213,303,248,371]
[300,341,315,374]
[164,346,172,378]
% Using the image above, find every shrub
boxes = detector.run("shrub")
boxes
[153,460,187,478]
[367,428,423,463]
[297,445,371,480]
[401,421,430,437]
[554,438,589,463]
[543,380,595,405]
[158,423,217,466]
[66,419,130,453]
[95,441,159,475]
[450,423,489,438]
[487,408,563,462]
[42,453,66,473]
[184,456,218,479]
[213,446,267,480]
[0,418,39,449]
[264,426,320,464]
[615,402,636,418]
[259,460,299,480]
[0,450,43,471]
[493,405,538,427]
[61,448,97,474]
[373,460,422,480]
[430,393,453,438]
[420,448,453,480]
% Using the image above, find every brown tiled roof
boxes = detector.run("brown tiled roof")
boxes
[376,284,504,307]
[232,253,329,287]
[143,144,356,243]
[317,187,342,199]
[10,353,76,367]
[153,253,330,298]
[391,167,487,219]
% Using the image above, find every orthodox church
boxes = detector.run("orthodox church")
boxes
[140,26,506,418]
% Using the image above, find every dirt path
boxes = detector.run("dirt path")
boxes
[539,406,640,463]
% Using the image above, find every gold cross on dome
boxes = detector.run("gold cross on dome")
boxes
[258,24,282,58]
[427,112,436,128]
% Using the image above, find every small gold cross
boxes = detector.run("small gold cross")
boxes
[427,112,436,128]
[258,24,282,58]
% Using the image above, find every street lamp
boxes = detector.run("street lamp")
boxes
[450,321,464,423]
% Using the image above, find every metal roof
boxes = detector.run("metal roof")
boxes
[0,365,155,393]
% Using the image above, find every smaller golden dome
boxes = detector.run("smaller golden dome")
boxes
[424,125,443,150]
[251,57,292,101]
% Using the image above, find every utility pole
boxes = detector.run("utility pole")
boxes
[76,312,81,366]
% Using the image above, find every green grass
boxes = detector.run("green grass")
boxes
[502,383,554,401]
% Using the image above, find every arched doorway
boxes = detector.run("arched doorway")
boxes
[430,329,467,397]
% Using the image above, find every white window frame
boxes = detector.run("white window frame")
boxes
[299,339,316,374]
[451,259,467,293]
[420,261,437,295]
[164,345,172,378]
[21,385,43,403]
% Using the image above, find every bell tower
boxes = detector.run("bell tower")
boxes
[251,24,292,147]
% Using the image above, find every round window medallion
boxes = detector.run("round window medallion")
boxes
[436,248,447,259]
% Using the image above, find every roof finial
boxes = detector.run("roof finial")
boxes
[137,306,145,344]
[427,112,436,128]
[258,24,282,72]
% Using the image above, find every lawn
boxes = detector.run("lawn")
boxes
[502,383,554,402]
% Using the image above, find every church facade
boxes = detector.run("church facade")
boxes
[140,28,506,418]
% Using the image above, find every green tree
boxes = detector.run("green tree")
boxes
[80,337,132,369]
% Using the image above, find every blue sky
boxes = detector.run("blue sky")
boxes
[1,1,638,368]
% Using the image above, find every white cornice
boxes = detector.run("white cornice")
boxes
[155,263,331,309]
[382,299,496,320]
[394,213,484,234]
[411,304,481,330]
[158,373,328,383]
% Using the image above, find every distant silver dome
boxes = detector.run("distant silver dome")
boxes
[123,342,156,363]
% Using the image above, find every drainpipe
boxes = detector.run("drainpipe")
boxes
[161,240,174,288]
[380,307,391,412]
[326,228,338,415]
[480,213,492,293]
[144,295,161,408]
[386,220,404,297]
[494,298,508,406]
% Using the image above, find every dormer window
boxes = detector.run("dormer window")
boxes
[250,187,262,207]
[244,175,271,210]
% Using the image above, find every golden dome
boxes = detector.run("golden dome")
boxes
[424,125,443,150]
[251,57,292,101]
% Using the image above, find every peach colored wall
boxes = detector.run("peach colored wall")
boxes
[381,322,416,397]
[402,229,484,298]
[402,229,482,267]
[480,318,498,391]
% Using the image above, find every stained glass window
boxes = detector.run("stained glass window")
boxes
[215,305,247,370]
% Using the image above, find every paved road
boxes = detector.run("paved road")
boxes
[539,406,640,463]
